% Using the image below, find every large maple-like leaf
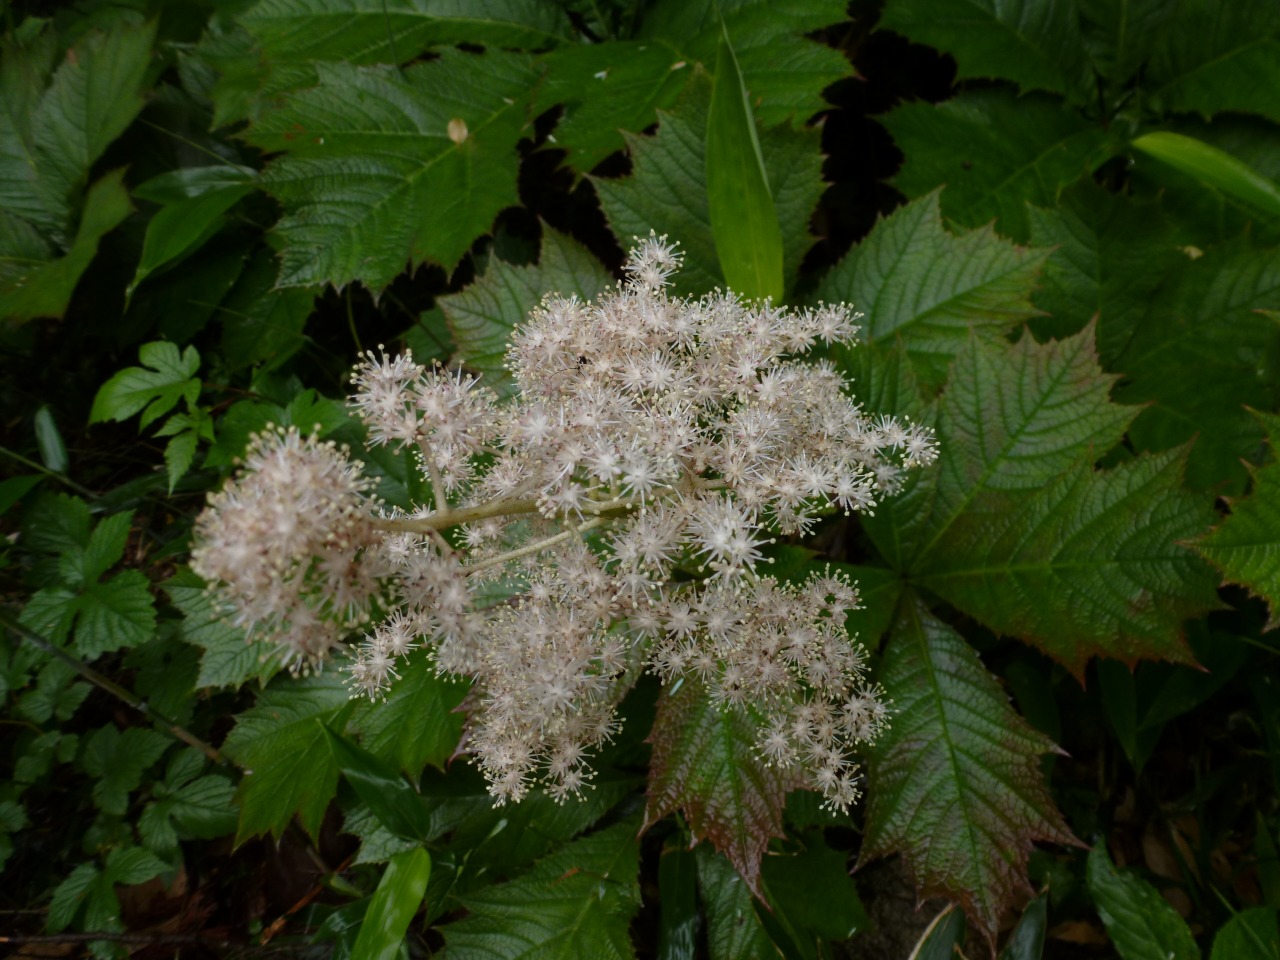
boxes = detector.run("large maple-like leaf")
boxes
[881,88,1112,241]
[594,73,824,299]
[1197,411,1280,629]
[245,50,536,291]
[917,449,1220,677]
[439,819,642,960]
[441,228,613,397]
[861,598,1077,948]
[867,324,1136,572]
[815,190,1049,386]
[1112,238,1280,492]
[878,0,1091,100]
[1147,0,1280,125]
[644,680,800,899]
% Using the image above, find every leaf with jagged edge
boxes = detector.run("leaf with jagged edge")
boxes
[245,50,536,292]
[442,227,613,398]
[874,324,1137,574]
[1026,180,1181,351]
[644,679,801,899]
[878,0,1091,100]
[861,598,1077,949]
[881,89,1113,242]
[1113,238,1280,492]
[208,0,570,127]
[815,190,1049,387]
[1197,411,1280,630]
[1078,0,1177,85]
[347,654,467,777]
[594,72,824,299]
[544,0,850,172]
[916,449,1220,678]
[439,819,642,960]
[222,673,352,842]
[1147,0,1280,125]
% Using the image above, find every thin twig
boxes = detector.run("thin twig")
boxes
[0,445,97,499]
[0,610,230,767]
[0,932,236,948]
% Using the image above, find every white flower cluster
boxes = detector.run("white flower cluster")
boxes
[191,236,936,810]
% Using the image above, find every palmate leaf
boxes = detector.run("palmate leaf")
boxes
[1113,238,1280,491]
[594,73,824,299]
[861,599,1076,948]
[878,0,1092,100]
[644,679,800,899]
[439,819,642,960]
[245,50,537,291]
[1197,411,1280,629]
[816,190,1049,386]
[882,88,1112,242]
[917,449,1219,677]
[1147,0,1280,125]
[869,325,1136,572]
[442,228,613,397]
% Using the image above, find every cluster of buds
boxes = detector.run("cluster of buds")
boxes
[191,236,936,809]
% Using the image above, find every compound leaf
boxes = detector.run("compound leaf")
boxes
[644,679,800,899]
[246,50,537,291]
[440,819,642,960]
[816,190,1049,386]
[1196,411,1280,629]
[882,88,1112,241]
[861,599,1076,948]
[90,340,201,429]
[165,568,279,689]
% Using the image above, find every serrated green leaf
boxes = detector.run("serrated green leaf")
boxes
[1197,411,1280,629]
[878,0,1091,99]
[1212,908,1280,960]
[1114,239,1280,491]
[872,325,1135,571]
[242,0,569,82]
[639,0,851,129]
[706,26,783,303]
[348,655,466,776]
[1086,843,1199,960]
[861,599,1076,949]
[351,847,431,960]
[1133,132,1280,220]
[644,679,799,899]
[440,819,642,960]
[222,673,352,841]
[90,340,201,428]
[163,429,200,492]
[0,168,133,323]
[47,862,103,933]
[18,660,90,724]
[81,725,171,816]
[128,184,253,297]
[142,774,238,856]
[1078,0,1176,84]
[322,724,432,842]
[917,450,1219,677]
[245,51,537,291]
[594,72,824,298]
[882,89,1112,241]
[816,191,1050,386]
[695,846,777,960]
[165,567,279,689]
[0,20,153,237]
[442,227,612,397]
[1147,0,1280,124]
[74,570,157,658]
[80,511,133,585]
[1026,180,1179,352]
[17,586,79,644]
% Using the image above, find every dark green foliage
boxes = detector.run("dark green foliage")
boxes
[2,0,1279,955]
